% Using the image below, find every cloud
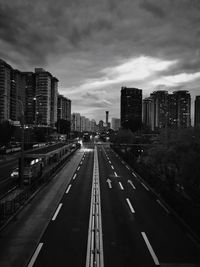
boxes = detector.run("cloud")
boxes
[152,72,200,86]
[140,0,166,18]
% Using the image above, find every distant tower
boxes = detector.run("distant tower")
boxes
[105,111,109,125]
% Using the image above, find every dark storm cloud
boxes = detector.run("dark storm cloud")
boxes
[139,0,166,18]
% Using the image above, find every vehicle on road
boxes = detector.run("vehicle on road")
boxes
[10,168,19,179]
[23,158,43,185]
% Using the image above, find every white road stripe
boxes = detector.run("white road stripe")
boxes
[132,172,137,178]
[156,199,169,214]
[77,166,80,171]
[141,182,149,191]
[66,184,72,194]
[111,165,114,169]
[126,165,130,170]
[73,174,77,180]
[114,172,118,177]
[119,182,124,190]
[109,161,111,164]
[126,198,135,213]
[27,243,43,267]
[52,203,63,221]
[141,232,160,265]
[122,161,125,164]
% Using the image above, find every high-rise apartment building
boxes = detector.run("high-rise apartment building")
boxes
[22,72,36,125]
[173,90,191,128]
[143,90,191,131]
[57,94,71,123]
[142,97,152,129]
[0,59,12,122]
[50,77,58,127]
[71,113,81,132]
[35,68,52,126]
[121,87,142,132]
[111,118,120,131]
[150,90,168,130]
[194,96,200,127]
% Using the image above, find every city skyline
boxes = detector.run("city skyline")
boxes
[0,0,200,121]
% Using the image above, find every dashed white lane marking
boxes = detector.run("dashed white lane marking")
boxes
[132,172,137,178]
[27,243,43,267]
[52,203,63,221]
[156,199,169,214]
[141,232,160,265]
[80,161,83,165]
[126,165,130,170]
[77,166,80,171]
[73,174,77,180]
[119,182,124,190]
[66,184,72,194]
[122,161,125,164]
[109,160,111,164]
[111,165,114,169]
[128,180,136,190]
[126,198,135,213]
[141,182,149,191]
[114,172,118,177]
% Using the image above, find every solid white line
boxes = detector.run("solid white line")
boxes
[27,243,43,267]
[73,174,77,180]
[52,203,63,221]
[114,172,118,177]
[66,184,72,194]
[141,232,160,265]
[141,182,149,191]
[119,182,124,190]
[77,166,80,171]
[126,198,135,213]
[111,165,114,169]
[156,199,169,214]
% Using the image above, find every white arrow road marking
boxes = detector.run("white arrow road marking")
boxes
[106,179,112,189]
[141,232,160,265]
[128,180,136,189]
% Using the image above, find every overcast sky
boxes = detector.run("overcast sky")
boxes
[0,0,200,122]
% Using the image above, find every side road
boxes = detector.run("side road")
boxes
[0,148,85,267]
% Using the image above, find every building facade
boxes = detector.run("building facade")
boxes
[0,59,12,122]
[111,118,120,131]
[121,87,142,132]
[194,96,200,127]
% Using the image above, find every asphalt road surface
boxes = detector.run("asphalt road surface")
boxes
[27,143,200,267]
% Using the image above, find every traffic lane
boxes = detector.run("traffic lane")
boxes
[105,147,200,264]
[97,146,156,267]
[31,149,94,267]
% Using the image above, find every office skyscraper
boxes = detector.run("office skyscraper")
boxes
[121,87,142,132]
